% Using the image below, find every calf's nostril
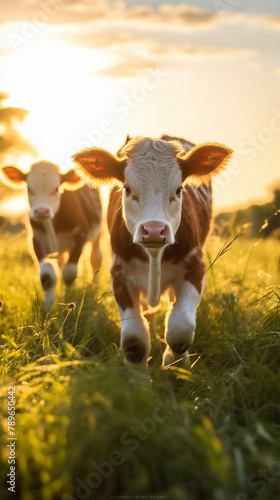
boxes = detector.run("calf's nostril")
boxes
[160,226,168,237]
[142,226,149,237]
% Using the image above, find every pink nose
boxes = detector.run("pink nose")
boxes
[140,223,169,243]
[34,207,51,219]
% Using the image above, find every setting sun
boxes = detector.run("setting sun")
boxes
[2,38,113,168]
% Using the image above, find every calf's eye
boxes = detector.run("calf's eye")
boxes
[176,186,183,196]
[123,184,131,196]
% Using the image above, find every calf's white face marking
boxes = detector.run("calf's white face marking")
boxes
[120,140,185,306]
[27,162,62,220]
[123,153,183,248]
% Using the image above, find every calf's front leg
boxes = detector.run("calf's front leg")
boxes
[163,260,203,369]
[40,261,57,311]
[33,236,57,310]
[111,260,150,365]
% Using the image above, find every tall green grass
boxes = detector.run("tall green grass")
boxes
[0,229,279,500]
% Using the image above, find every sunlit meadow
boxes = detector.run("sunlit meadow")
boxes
[0,224,279,500]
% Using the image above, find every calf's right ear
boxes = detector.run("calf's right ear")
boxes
[60,169,84,191]
[178,143,233,186]
[72,148,127,186]
[1,166,27,187]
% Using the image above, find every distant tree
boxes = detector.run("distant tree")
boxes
[0,91,37,162]
[0,92,37,200]
[273,187,280,208]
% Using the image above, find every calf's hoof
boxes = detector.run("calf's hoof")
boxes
[168,341,190,354]
[122,336,149,365]
[40,262,56,290]
[163,346,191,370]
[62,263,78,286]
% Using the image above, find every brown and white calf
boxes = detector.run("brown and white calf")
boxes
[72,136,232,367]
[1,160,102,309]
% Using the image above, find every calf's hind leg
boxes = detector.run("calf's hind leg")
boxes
[62,231,87,286]
[90,234,102,278]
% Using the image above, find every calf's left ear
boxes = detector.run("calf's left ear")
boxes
[178,143,233,185]
[1,166,27,187]
[61,169,84,190]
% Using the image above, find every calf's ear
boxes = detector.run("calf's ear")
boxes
[72,147,127,187]
[61,169,84,191]
[1,166,27,187]
[178,143,233,186]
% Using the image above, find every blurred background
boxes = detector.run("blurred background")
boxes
[0,0,279,238]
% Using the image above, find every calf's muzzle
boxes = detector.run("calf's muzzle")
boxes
[33,207,51,219]
[134,220,173,247]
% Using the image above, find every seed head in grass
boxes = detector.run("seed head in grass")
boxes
[67,302,76,312]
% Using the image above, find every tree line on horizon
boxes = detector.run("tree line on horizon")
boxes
[214,188,280,239]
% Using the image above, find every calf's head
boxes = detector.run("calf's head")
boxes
[1,161,82,221]
[72,137,233,251]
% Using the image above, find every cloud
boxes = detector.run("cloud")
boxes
[47,14,256,58]
[50,24,147,49]
[0,1,259,83]
[1,0,280,33]
[120,2,216,26]
[0,0,226,27]
[121,3,155,20]
[157,3,215,25]
[0,0,226,59]
[150,41,255,59]
[0,1,266,83]
[249,14,280,30]
[95,60,155,77]
[91,41,255,78]
[0,0,109,25]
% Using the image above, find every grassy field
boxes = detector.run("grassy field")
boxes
[0,227,279,500]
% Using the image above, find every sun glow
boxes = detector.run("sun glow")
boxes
[0,193,29,217]
[2,38,112,168]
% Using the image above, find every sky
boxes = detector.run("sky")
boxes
[0,0,280,212]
